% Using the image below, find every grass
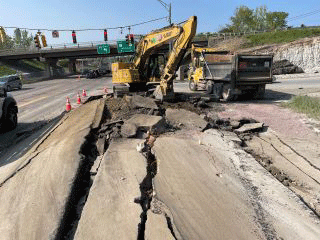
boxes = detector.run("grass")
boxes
[284,95,320,120]
[0,65,16,77]
[246,28,320,47]
[21,60,47,71]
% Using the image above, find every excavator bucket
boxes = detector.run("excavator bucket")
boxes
[154,83,175,102]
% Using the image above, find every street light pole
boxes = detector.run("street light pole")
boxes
[157,0,172,25]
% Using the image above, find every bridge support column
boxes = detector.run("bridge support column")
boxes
[68,59,77,74]
[46,58,60,78]
[176,65,186,81]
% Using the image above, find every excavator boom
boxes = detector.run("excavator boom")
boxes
[154,16,197,100]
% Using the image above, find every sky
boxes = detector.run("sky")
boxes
[1,0,320,46]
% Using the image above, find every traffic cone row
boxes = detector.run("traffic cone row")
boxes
[103,87,108,94]
[65,87,109,112]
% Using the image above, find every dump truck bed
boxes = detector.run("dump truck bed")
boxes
[204,54,273,86]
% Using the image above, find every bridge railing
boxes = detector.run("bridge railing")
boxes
[0,40,120,56]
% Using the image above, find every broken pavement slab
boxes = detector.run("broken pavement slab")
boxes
[165,108,208,130]
[0,99,105,240]
[246,130,320,216]
[153,132,320,239]
[234,122,264,133]
[125,95,158,110]
[74,139,147,240]
[121,114,166,137]
[145,212,176,240]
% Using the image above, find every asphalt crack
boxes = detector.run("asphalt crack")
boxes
[54,129,100,240]
[136,138,158,240]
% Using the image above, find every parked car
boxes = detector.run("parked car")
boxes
[0,86,18,131]
[0,75,23,92]
[86,69,100,79]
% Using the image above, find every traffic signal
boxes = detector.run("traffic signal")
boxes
[104,29,108,41]
[125,34,129,44]
[34,35,41,49]
[0,27,6,44]
[72,30,77,44]
[41,34,47,47]
[129,34,134,44]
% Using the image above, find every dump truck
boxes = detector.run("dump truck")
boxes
[188,45,273,100]
[0,86,18,131]
[112,16,197,101]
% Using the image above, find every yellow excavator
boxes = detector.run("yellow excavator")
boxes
[112,16,197,100]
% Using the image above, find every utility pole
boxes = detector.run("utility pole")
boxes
[157,0,172,51]
[157,0,172,25]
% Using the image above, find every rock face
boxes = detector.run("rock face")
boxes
[273,38,320,73]
[247,37,320,73]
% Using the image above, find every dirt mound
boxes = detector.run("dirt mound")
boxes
[209,37,248,52]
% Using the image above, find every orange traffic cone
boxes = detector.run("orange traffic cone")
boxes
[78,75,81,80]
[66,97,72,111]
[82,89,87,97]
[77,93,81,104]
[103,87,108,94]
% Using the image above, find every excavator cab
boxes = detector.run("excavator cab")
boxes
[145,53,166,82]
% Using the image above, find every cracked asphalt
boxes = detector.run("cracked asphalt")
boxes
[1,73,320,239]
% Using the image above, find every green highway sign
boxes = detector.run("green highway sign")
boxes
[117,40,135,53]
[97,44,110,54]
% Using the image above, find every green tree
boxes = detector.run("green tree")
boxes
[219,5,289,33]
[13,28,33,48]
[21,30,33,48]
[266,12,289,30]
[0,34,14,49]
[253,5,268,31]
[14,28,22,45]
[230,6,255,32]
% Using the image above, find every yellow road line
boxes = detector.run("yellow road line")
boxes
[18,96,49,108]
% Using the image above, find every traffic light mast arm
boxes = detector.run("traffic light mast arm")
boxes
[133,25,182,73]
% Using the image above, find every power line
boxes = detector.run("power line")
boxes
[288,9,320,22]
[2,16,168,32]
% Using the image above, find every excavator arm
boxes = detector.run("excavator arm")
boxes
[154,16,197,100]
[133,25,182,74]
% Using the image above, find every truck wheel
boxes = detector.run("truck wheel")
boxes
[221,84,234,101]
[253,84,266,100]
[212,83,223,99]
[205,80,214,94]
[189,79,197,91]
[3,105,18,130]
